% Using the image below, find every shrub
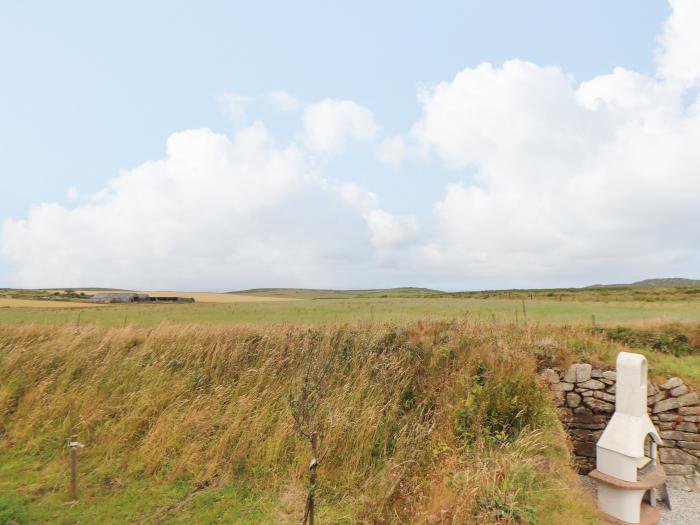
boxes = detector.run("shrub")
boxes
[455,359,550,446]
[595,325,697,356]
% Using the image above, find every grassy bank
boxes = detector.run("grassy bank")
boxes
[0,322,606,524]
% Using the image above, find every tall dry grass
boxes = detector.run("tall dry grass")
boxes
[0,321,602,523]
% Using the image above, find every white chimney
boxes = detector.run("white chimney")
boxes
[589,352,666,524]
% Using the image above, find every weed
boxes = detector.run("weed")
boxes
[0,495,31,525]
[455,359,550,446]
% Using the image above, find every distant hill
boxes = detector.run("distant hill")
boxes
[232,281,700,298]
[588,278,700,289]
[229,287,444,299]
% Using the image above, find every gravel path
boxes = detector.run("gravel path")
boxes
[659,483,700,525]
[579,475,700,524]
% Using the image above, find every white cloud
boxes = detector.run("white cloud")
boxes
[220,92,251,120]
[66,187,79,202]
[376,135,407,167]
[266,90,301,112]
[1,123,414,289]
[412,55,700,287]
[412,61,598,170]
[656,0,700,87]
[302,99,379,154]
[365,209,419,250]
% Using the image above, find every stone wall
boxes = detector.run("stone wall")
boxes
[541,363,700,477]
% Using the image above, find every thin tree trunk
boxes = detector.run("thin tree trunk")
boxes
[308,431,318,525]
[299,430,320,525]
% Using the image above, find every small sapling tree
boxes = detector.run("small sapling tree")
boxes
[287,343,333,525]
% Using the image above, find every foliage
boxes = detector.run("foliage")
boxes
[455,358,551,446]
[595,324,699,356]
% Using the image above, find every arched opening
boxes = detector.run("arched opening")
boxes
[639,432,659,477]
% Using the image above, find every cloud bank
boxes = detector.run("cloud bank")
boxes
[413,60,700,286]
[1,123,414,289]
[2,0,699,289]
[302,99,379,154]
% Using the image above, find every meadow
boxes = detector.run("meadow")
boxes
[2,295,700,328]
[2,288,700,523]
[4,285,700,328]
[1,321,608,524]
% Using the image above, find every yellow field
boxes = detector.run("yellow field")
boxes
[1,290,293,308]
[138,290,295,303]
[0,298,104,308]
[73,289,295,303]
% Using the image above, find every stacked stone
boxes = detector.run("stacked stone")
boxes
[649,377,700,476]
[541,364,700,478]
[541,364,616,473]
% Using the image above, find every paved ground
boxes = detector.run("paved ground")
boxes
[658,476,700,525]
[579,475,700,524]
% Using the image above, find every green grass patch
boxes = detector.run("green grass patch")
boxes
[3,296,700,328]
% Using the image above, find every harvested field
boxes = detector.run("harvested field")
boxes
[138,290,295,303]
[0,298,105,309]
[0,290,293,310]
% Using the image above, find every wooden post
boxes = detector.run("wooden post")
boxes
[515,308,518,325]
[68,434,84,501]
[69,435,78,501]
[308,431,319,525]
[521,299,527,325]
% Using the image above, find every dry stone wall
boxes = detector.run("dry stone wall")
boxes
[541,363,700,477]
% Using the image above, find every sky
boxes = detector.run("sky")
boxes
[1,0,699,291]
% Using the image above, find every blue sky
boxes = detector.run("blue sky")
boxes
[0,1,668,219]
[2,1,698,290]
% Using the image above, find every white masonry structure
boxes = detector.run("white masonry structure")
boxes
[589,352,666,525]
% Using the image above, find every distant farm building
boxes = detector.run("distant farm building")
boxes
[88,293,195,304]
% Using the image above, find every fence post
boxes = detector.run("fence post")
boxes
[68,434,84,501]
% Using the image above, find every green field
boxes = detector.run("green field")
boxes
[3,295,700,327]
[4,284,700,328]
